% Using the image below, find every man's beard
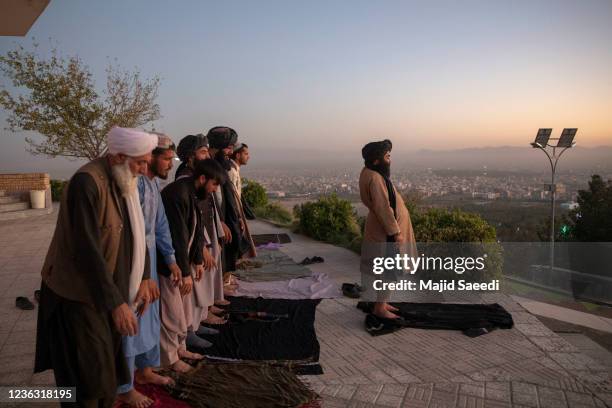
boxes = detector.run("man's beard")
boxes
[369,161,391,178]
[214,149,231,171]
[151,160,168,180]
[111,160,138,196]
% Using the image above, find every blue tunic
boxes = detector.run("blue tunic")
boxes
[122,176,176,357]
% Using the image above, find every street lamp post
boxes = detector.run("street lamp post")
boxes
[530,128,577,273]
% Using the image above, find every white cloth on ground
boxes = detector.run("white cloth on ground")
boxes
[234,272,340,300]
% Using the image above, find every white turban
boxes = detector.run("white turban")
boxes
[107,127,158,157]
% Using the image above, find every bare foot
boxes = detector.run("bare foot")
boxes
[116,389,153,408]
[202,313,227,325]
[373,303,400,319]
[215,299,230,306]
[135,367,175,386]
[170,359,193,373]
[209,305,225,315]
[224,286,237,296]
[178,349,204,360]
[385,304,398,312]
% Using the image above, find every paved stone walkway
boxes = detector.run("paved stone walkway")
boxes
[249,220,612,408]
[0,212,610,407]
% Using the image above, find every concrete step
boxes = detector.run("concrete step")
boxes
[0,201,29,213]
[0,207,52,221]
[0,195,22,205]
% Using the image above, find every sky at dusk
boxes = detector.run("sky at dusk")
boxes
[0,0,611,176]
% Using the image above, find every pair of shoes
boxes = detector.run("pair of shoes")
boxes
[16,297,35,310]
[341,283,364,299]
[298,256,325,265]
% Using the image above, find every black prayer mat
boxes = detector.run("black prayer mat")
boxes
[357,301,514,337]
[191,297,323,374]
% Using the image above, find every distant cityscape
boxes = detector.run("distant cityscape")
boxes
[242,167,608,207]
[241,167,612,241]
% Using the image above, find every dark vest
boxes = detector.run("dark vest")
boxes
[42,157,126,305]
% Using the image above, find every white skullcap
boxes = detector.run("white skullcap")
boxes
[107,127,158,157]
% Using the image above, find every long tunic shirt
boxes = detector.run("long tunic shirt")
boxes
[122,176,176,357]
[35,172,140,394]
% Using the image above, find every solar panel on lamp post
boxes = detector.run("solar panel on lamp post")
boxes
[530,128,577,274]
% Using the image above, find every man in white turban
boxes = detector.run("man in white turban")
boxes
[35,127,158,408]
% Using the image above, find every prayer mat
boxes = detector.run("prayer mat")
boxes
[252,233,292,246]
[234,272,340,300]
[357,301,514,337]
[234,248,312,282]
[191,297,322,374]
[168,361,320,408]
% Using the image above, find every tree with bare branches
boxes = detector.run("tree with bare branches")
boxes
[0,43,161,160]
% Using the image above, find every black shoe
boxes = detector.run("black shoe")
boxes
[342,283,361,299]
[16,297,35,310]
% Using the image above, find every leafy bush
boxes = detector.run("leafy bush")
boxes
[254,202,293,226]
[50,179,67,202]
[294,193,361,249]
[412,208,497,242]
[242,178,268,209]
[409,206,502,280]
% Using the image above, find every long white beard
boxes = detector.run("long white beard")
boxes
[111,160,138,196]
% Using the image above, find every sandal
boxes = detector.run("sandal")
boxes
[341,283,362,299]
[16,297,35,310]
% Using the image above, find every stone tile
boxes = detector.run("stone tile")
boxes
[511,382,538,407]
[30,370,55,386]
[456,394,485,408]
[564,390,597,407]
[382,384,408,398]
[485,382,511,402]
[0,354,35,376]
[460,383,485,398]
[352,384,384,403]
[0,341,36,358]
[0,368,32,385]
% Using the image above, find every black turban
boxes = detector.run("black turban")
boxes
[361,139,392,165]
[176,134,208,162]
[207,126,238,149]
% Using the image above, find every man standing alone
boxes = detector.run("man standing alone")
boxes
[359,139,416,319]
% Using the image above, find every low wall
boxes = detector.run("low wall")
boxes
[0,173,52,209]
[0,173,50,191]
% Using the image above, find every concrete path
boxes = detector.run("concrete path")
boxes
[0,213,611,407]
[512,295,612,334]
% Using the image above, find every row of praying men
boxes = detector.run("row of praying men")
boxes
[34,126,254,408]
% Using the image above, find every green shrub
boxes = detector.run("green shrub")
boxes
[412,208,497,242]
[409,206,502,280]
[294,193,361,249]
[242,178,268,209]
[50,179,68,202]
[254,202,293,226]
